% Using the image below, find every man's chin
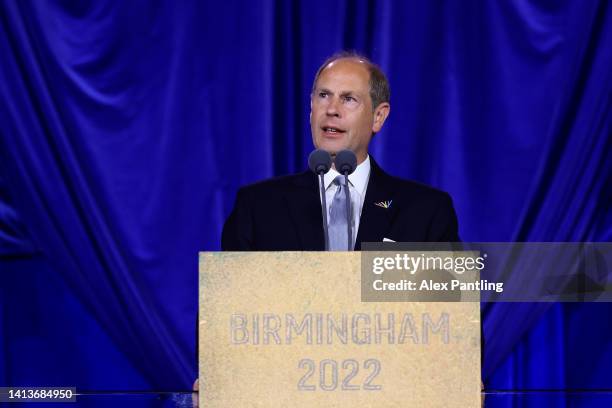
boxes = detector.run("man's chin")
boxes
[314,142,347,157]
[320,148,341,159]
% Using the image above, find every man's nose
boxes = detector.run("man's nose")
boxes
[326,97,341,117]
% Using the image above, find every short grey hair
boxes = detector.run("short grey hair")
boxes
[311,51,390,110]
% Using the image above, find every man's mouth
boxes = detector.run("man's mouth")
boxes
[321,126,346,135]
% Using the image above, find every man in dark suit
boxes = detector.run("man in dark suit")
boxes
[222,52,459,250]
[205,55,465,395]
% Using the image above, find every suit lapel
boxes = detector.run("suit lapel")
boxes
[285,171,325,250]
[283,159,395,251]
[354,158,397,250]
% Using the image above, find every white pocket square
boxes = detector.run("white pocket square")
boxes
[383,238,396,242]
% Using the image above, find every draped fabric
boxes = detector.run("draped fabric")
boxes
[0,0,610,396]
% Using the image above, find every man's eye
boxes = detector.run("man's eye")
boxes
[344,96,356,103]
[319,92,329,98]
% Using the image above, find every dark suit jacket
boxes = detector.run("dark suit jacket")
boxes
[222,158,459,250]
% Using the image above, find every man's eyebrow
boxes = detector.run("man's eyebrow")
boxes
[315,88,359,97]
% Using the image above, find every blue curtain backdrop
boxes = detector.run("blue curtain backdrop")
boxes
[0,0,611,398]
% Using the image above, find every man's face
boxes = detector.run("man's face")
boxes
[310,58,389,163]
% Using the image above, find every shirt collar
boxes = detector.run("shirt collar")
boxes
[323,155,371,195]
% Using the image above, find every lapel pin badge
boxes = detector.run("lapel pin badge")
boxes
[375,200,392,209]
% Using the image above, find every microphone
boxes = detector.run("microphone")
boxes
[333,150,357,251]
[308,149,332,174]
[308,149,332,250]
[334,149,357,175]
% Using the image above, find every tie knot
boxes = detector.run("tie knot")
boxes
[333,175,347,186]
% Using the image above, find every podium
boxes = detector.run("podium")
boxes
[199,252,481,407]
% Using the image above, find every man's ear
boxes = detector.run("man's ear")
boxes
[372,102,390,133]
[309,95,313,121]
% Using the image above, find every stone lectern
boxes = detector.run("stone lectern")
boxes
[199,252,481,407]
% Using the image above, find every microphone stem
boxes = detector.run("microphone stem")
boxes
[343,173,352,251]
[318,172,330,250]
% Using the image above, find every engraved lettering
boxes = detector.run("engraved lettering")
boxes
[319,359,338,391]
[252,313,259,345]
[230,312,450,346]
[351,314,371,345]
[363,359,382,390]
[398,313,419,344]
[341,359,360,390]
[315,313,323,345]
[423,312,449,344]
[230,313,248,344]
[374,313,395,344]
[286,313,313,345]
[326,313,348,345]
[263,313,281,345]
[297,359,315,391]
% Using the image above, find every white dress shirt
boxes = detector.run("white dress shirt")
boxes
[319,155,371,248]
